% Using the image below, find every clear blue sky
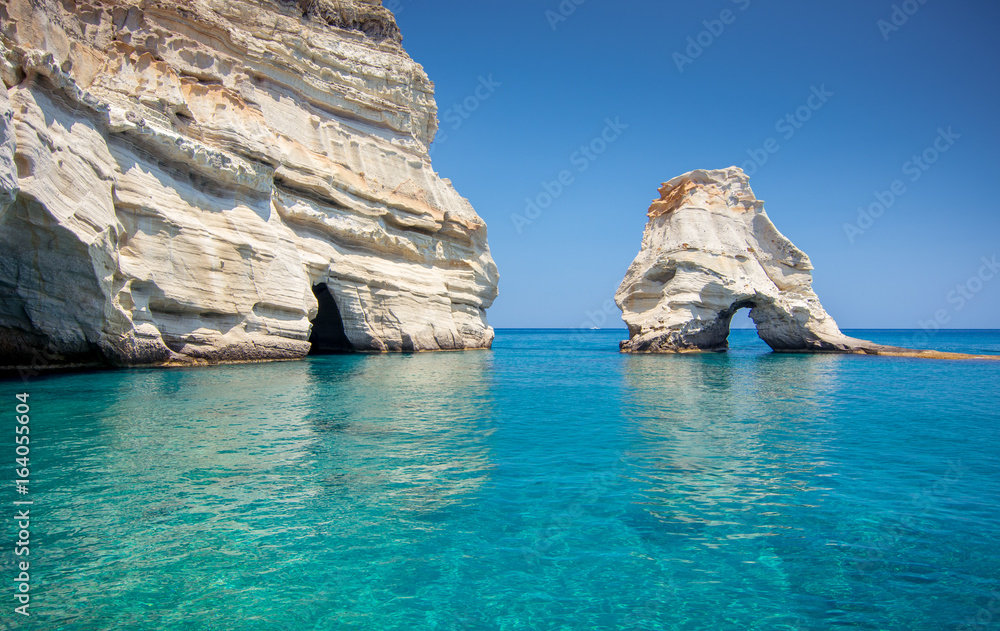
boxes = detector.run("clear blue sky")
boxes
[392,0,1000,330]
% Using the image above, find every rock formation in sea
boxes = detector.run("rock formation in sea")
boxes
[616,167,995,360]
[0,0,499,369]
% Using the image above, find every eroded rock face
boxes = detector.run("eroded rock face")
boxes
[0,87,15,207]
[617,168,1000,360]
[616,168,876,354]
[0,0,498,369]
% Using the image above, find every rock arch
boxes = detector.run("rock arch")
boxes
[616,168,963,357]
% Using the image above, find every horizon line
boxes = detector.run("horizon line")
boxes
[492,327,1000,332]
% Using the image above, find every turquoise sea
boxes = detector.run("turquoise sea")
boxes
[5,329,1000,630]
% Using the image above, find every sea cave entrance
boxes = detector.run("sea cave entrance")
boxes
[308,283,354,355]
[720,300,772,352]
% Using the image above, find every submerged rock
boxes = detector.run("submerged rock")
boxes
[0,0,498,369]
[616,167,996,360]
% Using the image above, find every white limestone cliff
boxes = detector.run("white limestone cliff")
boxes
[616,167,996,360]
[0,0,499,369]
[0,86,15,208]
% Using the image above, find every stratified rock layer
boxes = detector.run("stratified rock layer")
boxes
[0,0,499,369]
[616,168,996,360]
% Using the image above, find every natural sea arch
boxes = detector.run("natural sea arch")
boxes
[696,298,812,352]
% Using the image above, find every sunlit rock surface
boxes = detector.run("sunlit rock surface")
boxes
[0,0,498,369]
[616,167,997,360]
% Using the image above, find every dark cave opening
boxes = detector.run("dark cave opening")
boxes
[308,283,354,355]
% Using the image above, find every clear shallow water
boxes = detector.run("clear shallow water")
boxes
[5,330,1000,630]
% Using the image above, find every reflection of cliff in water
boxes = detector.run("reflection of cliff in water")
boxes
[35,352,497,620]
[620,352,848,601]
[304,351,497,518]
[623,352,843,531]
